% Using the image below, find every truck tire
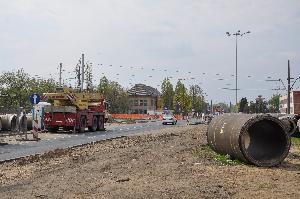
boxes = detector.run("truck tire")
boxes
[46,126,59,133]
[79,116,87,133]
[89,116,98,132]
[98,115,105,131]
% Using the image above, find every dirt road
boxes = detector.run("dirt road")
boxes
[0,125,299,199]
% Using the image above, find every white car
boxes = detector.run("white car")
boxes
[162,114,177,125]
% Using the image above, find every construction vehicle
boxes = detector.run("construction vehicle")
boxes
[42,87,105,133]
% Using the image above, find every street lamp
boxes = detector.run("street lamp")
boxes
[226,30,251,106]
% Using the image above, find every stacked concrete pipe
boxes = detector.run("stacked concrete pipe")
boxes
[207,114,291,167]
[279,116,297,136]
[0,114,17,131]
[26,114,33,130]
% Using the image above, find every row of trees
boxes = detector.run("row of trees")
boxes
[0,69,57,113]
[0,68,281,115]
[0,69,131,114]
[161,78,207,115]
[238,94,281,113]
[0,68,207,115]
[97,76,130,114]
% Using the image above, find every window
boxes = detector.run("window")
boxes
[134,100,138,106]
[140,100,144,106]
[143,100,147,106]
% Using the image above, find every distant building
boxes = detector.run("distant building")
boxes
[279,91,300,114]
[128,84,160,114]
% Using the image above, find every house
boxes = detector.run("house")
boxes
[279,91,300,114]
[128,84,161,114]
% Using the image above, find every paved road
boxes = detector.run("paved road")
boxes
[0,119,199,162]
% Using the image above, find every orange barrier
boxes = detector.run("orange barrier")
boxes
[111,114,151,120]
[174,114,183,120]
[111,114,183,120]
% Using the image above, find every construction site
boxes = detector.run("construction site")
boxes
[0,51,300,198]
[1,1,300,198]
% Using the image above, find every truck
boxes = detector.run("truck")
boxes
[42,87,105,133]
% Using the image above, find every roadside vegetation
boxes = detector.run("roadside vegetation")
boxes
[192,144,244,166]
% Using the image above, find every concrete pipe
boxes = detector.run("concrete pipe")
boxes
[207,114,291,167]
[0,114,17,131]
[17,114,27,132]
[279,117,297,136]
[26,114,33,130]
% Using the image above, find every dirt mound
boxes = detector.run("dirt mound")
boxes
[0,125,299,199]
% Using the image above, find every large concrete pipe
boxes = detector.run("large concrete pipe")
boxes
[0,114,17,131]
[207,114,291,167]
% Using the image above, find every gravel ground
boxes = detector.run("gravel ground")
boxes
[0,125,300,199]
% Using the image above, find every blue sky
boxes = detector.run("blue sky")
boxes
[0,0,299,104]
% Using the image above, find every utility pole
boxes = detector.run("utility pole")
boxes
[287,60,292,114]
[235,35,238,107]
[76,63,81,89]
[210,100,213,114]
[59,63,62,87]
[226,30,250,109]
[81,54,85,91]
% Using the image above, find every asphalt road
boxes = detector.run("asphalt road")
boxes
[0,119,196,162]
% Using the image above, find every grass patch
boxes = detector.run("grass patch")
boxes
[291,137,300,146]
[257,182,275,189]
[193,145,244,166]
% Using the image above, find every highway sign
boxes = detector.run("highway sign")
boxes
[30,93,40,105]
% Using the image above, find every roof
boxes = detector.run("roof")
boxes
[128,84,160,97]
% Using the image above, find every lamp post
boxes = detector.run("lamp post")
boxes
[226,30,250,106]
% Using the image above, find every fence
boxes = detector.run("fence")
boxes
[111,114,183,120]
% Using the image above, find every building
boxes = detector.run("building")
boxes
[128,84,160,114]
[279,91,300,114]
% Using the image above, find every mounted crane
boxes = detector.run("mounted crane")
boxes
[42,87,105,133]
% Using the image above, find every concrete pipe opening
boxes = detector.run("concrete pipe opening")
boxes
[9,115,17,131]
[241,118,290,167]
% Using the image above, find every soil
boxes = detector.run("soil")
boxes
[0,125,299,199]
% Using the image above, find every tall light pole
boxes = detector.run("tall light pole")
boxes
[226,30,250,106]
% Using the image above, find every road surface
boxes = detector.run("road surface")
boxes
[0,119,196,162]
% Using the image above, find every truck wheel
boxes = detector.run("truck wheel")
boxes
[89,116,98,132]
[79,116,87,133]
[98,115,104,131]
[47,126,59,133]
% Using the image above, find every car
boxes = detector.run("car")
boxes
[162,114,177,125]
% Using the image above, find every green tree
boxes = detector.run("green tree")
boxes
[0,69,33,112]
[189,84,205,113]
[249,101,256,113]
[0,69,57,113]
[256,95,268,113]
[173,80,190,115]
[268,94,280,113]
[30,77,57,97]
[97,76,109,95]
[248,95,269,113]
[215,102,230,113]
[160,78,174,110]
[239,97,248,113]
[96,78,130,114]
